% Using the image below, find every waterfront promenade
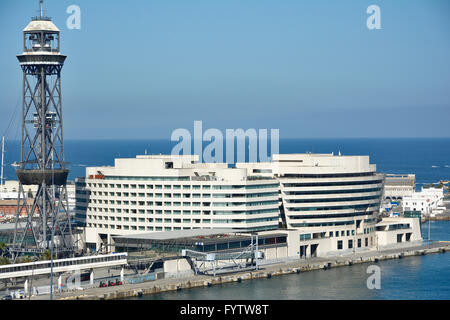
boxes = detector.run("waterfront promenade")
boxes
[27,241,450,300]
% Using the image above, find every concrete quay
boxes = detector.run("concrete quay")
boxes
[29,241,450,300]
[423,214,450,221]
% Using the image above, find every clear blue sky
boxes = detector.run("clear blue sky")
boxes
[0,0,449,139]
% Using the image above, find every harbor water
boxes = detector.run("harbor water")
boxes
[132,221,450,300]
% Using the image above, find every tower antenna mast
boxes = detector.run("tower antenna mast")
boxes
[12,0,74,261]
[40,0,43,19]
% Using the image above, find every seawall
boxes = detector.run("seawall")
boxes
[55,242,450,300]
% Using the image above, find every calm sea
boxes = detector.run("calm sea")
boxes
[2,138,450,186]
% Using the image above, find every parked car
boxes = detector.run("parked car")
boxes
[1,295,13,300]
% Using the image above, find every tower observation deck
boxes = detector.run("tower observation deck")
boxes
[11,1,74,258]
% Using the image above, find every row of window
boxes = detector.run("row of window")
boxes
[77,191,278,202]
[81,200,278,213]
[88,183,193,189]
[84,182,278,190]
[85,209,208,215]
[213,192,278,198]
[102,176,190,181]
[300,229,357,240]
[291,221,355,228]
[213,184,279,190]
[288,211,375,220]
[88,192,211,197]
[207,208,279,215]
[87,200,208,206]
[285,195,381,204]
[387,223,411,231]
[87,211,278,222]
[89,221,206,229]
[284,187,382,196]
[90,216,198,223]
[283,180,383,188]
[82,207,279,217]
[192,235,286,253]
[282,172,375,178]
[211,217,278,224]
[337,238,372,250]
[86,216,277,230]
[288,203,380,212]
[364,227,375,234]
[212,201,278,207]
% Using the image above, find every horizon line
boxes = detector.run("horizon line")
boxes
[2,137,450,142]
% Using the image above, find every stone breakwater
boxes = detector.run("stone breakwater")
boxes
[56,243,450,301]
[424,215,450,221]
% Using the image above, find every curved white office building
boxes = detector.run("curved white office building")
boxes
[237,154,385,256]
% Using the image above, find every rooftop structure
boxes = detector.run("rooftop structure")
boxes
[384,174,416,200]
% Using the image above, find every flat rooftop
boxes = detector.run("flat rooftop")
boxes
[113,228,244,241]
[112,229,288,247]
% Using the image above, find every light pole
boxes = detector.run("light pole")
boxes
[428,212,431,248]
[50,221,55,300]
[50,151,56,300]
[1,136,4,187]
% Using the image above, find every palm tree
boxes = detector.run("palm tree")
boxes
[0,256,10,265]
[0,242,6,257]
[41,250,51,261]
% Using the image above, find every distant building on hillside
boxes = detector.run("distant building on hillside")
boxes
[402,187,445,217]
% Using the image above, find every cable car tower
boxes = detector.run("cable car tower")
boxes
[12,0,74,259]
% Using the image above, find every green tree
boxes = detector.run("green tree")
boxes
[21,256,33,263]
[0,256,10,265]
[40,250,51,261]
[0,242,6,257]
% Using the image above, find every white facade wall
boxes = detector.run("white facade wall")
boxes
[375,218,422,248]
[237,154,383,255]
[0,180,38,199]
[259,228,376,259]
[383,174,415,200]
[402,187,444,216]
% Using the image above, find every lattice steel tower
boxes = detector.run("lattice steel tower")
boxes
[12,1,74,258]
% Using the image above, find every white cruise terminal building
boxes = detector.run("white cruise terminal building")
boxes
[75,155,280,251]
[75,153,422,256]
